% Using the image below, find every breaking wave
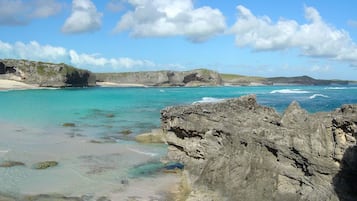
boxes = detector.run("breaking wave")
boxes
[193,97,225,104]
[324,87,347,90]
[270,89,311,94]
[309,94,329,99]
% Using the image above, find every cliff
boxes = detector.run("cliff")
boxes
[95,69,223,87]
[161,95,357,201]
[0,59,96,87]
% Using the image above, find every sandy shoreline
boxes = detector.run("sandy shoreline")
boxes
[96,81,147,88]
[0,121,180,201]
[0,79,39,90]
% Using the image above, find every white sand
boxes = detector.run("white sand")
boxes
[0,79,39,90]
[96,81,147,87]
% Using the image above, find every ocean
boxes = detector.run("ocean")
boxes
[0,85,356,200]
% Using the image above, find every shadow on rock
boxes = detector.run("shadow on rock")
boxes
[333,146,357,201]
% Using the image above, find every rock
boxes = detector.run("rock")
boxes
[95,69,223,87]
[0,160,25,167]
[62,123,76,127]
[0,59,96,87]
[120,129,132,135]
[106,113,115,118]
[135,129,166,143]
[161,95,357,201]
[32,161,58,169]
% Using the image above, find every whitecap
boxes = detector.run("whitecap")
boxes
[324,87,347,90]
[193,97,225,104]
[159,89,165,93]
[270,89,311,94]
[309,94,329,99]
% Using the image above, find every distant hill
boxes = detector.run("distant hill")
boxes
[221,74,353,86]
[0,59,355,88]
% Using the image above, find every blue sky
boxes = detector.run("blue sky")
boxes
[1,0,357,80]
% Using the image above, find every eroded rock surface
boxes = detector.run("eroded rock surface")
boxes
[161,95,357,201]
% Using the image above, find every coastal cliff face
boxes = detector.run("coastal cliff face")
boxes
[95,69,223,86]
[161,95,357,201]
[0,59,96,87]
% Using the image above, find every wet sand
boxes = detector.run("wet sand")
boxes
[0,121,180,200]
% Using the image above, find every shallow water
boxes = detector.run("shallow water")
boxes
[0,85,356,199]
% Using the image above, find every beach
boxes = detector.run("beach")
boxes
[0,79,39,90]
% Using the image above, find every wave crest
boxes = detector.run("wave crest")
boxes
[193,97,224,104]
[270,89,311,94]
[309,94,329,99]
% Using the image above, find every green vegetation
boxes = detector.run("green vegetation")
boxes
[221,73,266,83]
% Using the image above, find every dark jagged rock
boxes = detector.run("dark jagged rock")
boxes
[161,95,357,201]
[0,59,96,87]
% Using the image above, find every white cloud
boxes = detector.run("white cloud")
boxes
[0,40,67,62]
[113,0,226,42]
[0,0,62,25]
[0,40,170,70]
[62,0,102,34]
[230,5,357,66]
[69,50,155,69]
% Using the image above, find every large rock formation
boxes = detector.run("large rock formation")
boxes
[95,69,222,87]
[0,59,96,87]
[161,95,357,201]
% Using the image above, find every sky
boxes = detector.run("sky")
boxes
[1,0,357,80]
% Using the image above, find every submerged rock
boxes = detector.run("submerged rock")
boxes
[32,161,58,169]
[161,94,357,201]
[135,129,166,143]
[119,129,132,135]
[0,160,25,168]
[62,123,76,127]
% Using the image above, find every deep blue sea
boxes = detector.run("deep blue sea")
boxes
[0,85,356,199]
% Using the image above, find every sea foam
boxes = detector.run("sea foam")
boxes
[193,97,225,104]
[309,94,329,99]
[270,89,311,94]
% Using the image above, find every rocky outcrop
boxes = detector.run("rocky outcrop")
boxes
[161,95,357,201]
[95,69,222,87]
[0,59,96,87]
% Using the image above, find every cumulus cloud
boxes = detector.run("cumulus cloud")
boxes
[230,5,357,66]
[0,0,62,25]
[62,0,102,34]
[113,0,226,42]
[0,40,67,62]
[69,50,155,69]
[0,40,165,70]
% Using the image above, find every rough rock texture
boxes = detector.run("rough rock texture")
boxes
[95,69,222,86]
[0,59,96,87]
[161,95,357,201]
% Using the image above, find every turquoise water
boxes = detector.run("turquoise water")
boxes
[0,85,357,199]
[1,85,357,138]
